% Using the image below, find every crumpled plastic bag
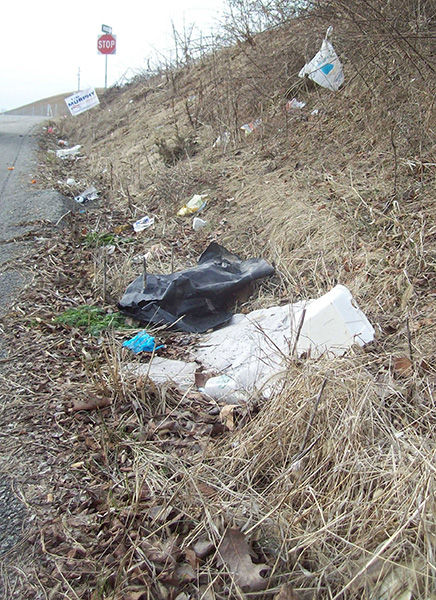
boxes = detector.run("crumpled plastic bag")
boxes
[118,242,275,333]
[122,331,163,354]
[298,27,344,92]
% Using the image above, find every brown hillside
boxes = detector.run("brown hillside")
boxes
[3,1,435,598]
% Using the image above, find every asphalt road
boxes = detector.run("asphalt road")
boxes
[0,115,72,564]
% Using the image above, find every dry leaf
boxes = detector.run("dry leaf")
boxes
[220,405,235,431]
[197,482,218,499]
[185,548,199,569]
[217,528,269,591]
[273,583,300,600]
[141,538,178,565]
[400,283,414,311]
[393,356,413,377]
[273,583,301,599]
[174,563,196,583]
[72,396,111,411]
[192,537,214,559]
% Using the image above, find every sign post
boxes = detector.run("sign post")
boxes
[97,28,116,88]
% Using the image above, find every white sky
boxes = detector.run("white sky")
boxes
[0,0,226,111]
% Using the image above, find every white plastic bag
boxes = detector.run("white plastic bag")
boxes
[299,27,344,92]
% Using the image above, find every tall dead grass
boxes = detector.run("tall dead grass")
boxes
[24,0,436,597]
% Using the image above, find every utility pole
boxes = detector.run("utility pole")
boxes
[77,67,81,92]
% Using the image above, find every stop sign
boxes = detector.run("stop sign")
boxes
[97,34,116,55]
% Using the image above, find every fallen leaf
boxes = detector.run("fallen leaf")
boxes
[185,548,199,569]
[217,528,269,591]
[220,405,235,431]
[192,537,214,559]
[273,583,301,599]
[141,538,179,565]
[400,283,414,311]
[197,482,218,499]
[393,357,413,377]
[174,563,196,583]
[72,396,111,411]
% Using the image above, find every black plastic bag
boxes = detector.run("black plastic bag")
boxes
[118,242,274,333]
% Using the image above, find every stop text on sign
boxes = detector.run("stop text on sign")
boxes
[97,34,116,55]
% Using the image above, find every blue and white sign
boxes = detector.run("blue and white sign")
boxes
[65,88,100,116]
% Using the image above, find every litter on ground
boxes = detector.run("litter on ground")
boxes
[286,98,306,110]
[133,215,155,233]
[192,217,207,231]
[74,186,99,204]
[126,285,374,403]
[119,242,275,333]
[240,119,262,134]
[194,284,374,401]
[56,145,82,159]
[125,357,198,391]
[122,331,163,354]
[177,194,208,216]
[298,26,344,91]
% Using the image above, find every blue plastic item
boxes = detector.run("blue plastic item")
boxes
[122,331,164,354]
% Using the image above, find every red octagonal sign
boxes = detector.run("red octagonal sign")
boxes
[97,34,116,55]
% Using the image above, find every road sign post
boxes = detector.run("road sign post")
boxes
[97,31,116,89]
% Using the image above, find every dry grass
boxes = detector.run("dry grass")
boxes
[0,0,435,598]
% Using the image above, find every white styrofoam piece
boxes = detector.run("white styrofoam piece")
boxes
[125,357,197,391]
[194,285,374,400]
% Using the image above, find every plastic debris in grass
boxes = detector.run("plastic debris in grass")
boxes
[195,284,375,403]
[133,215,155,233]
[298,26,344,91]
[124,285,374,402]
[286,98,306,110]
[122,331,164,354]
[213,131,230,148]
[240,118,262,135]
[55,306,132,336]
[119,242,275,333]
[177,194,208,217]
[56,144,82,159]
[74,186,99,204]
[193,217,207,231]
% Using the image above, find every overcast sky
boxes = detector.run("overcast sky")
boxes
[0,0,226,112]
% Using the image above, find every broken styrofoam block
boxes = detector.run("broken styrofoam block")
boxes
[125,357,197,391]
[194,285,374,400]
